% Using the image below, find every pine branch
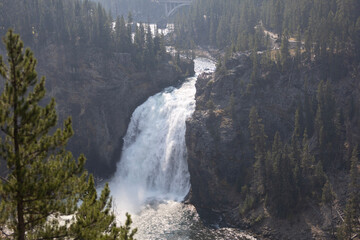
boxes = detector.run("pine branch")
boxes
[0,176,9,183]
[35,233,69,240]
[24,215,49,227]
[0,126,11,136]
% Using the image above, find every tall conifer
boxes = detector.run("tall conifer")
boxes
[0,30,136,240]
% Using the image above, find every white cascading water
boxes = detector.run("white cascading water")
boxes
[109,58,216,214]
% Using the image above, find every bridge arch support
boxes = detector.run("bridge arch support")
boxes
[155,0,192,17]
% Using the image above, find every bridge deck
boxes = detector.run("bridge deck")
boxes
[153,0,192,17]
[156,0,192,3]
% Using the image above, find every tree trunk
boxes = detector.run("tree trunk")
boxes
[10,41,26,240]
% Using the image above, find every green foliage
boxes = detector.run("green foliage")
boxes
[249,107,267,160]
[240,185,250,200]
[174,0,263,51]
[321,179,334,205]
[253,214,264,224]
[314,80,340,170]
[338,146,360,239]
[215,59,226,76]
[175,0,360,74]
[240,194,255,216]
[174,0,360,233]
[267,143,298,218]
[0,0,168,73]
[226,94,236,117]
[0,30,136,240]
[246,106,334,218]
[280,32,290,71]
[248,107,267,195]
[250,51,259,88]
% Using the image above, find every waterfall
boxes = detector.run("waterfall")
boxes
[109,58,216,214]
[106,58,255,240]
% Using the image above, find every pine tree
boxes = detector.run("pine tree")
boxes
[322,179,335,238]
[304,80,315,136]
[280,31,290,71]
[292,108,302,157]
[322,179,334,205]
[115,16,122,49]
[339,146,360,239]
[127,12,133,46]
[0,30,136,240]
[69,176,137,239]
[266,132,282,212]
[249,106,267,194]
[145,24,155,69]
[250,49,258,88]
[291,109,302,203]
[120,15,131,52]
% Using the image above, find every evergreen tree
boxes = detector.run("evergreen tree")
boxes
[322,179,335,237]
[315,80,337,169]
[304,80,315,136]
[69,176,137,239]
[250,50,259,88]
[292,108,302,156]
[145,24,155,70]
[280,31,290,71]
[338,146,360,239]
[0,30,136,240]
[266,132,282,214]
[115,15,130,53]
[115,16,122,49]
[291,109,302,202]
[249,106,267,194]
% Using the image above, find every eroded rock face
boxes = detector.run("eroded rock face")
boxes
[186,54,290,215]
[31,44,193,178]
[185,53,360,227]
[186,55,253,214]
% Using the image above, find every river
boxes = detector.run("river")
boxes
[108,58,255,240]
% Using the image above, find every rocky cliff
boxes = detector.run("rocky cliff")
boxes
[186,54,257,221]
[14,44,193,178]
[186,53,360,238]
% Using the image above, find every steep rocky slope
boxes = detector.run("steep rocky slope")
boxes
[185,53,360,238]
[45,46,193,178]
[0,43,193,178]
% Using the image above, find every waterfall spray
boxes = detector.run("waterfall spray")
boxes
[109,58,216,214]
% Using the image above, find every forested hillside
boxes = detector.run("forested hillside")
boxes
[0,0,359,238]
[175,0,360,59]
[0,0,193,176]
[0,30,137,239]
[181,0,360,239]
[0,0,169,71]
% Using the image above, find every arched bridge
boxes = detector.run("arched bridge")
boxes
[154,0,193,17]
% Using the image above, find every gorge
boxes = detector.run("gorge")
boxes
[1,0,359,239]
[108,58,255,240]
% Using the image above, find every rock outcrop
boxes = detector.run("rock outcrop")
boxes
[186,54,254,215]
[185,52,360,237]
